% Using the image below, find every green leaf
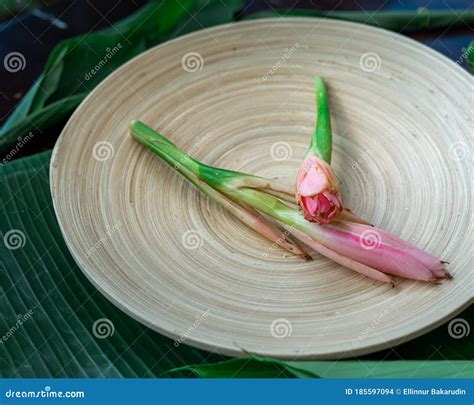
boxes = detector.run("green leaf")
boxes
[166,356,318,378]
[0,151,229,377]
[467,41,474,72]
[0,1,43,20]
[170,356,474,378]
[0,0,245,156]
[246,8,474,33]
[0,94,86,156]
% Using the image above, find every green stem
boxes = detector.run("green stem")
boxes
[130,121,301,227]
[131,121,265,227]
[131,120,251,186]
[130,120,201,176]
[309,76,332,163]
[223,187,302,230]
[130,120,295,197]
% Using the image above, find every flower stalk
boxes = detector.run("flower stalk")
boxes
[310,76,333,163]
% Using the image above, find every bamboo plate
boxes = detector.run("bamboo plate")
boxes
[51,19,472,359]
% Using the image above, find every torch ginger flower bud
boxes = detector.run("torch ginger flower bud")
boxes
[296,153,342,223]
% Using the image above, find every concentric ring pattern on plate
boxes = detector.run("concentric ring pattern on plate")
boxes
[51,19,472,359]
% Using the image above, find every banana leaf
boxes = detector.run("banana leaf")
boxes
[246,7,474,33]
[468,41,474,72]
[0,151,230,377]
[0,0,46,21]
[0,0,244,157]
[167,356,474,378]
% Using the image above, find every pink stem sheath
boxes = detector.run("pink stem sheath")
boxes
[224,188,450,284]
[317,222,451,282]
[289,228,394,285]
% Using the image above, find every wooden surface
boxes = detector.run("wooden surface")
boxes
[50,19,472,359]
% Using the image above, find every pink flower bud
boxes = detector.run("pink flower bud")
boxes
[296,153,342,223]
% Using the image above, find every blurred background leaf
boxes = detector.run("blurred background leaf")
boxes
[1,1,471,158]
[165,356,474,378]
[246,8,474,33]
[167,355,474,378]
[0,1,54,21]
[0,0,245,156]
